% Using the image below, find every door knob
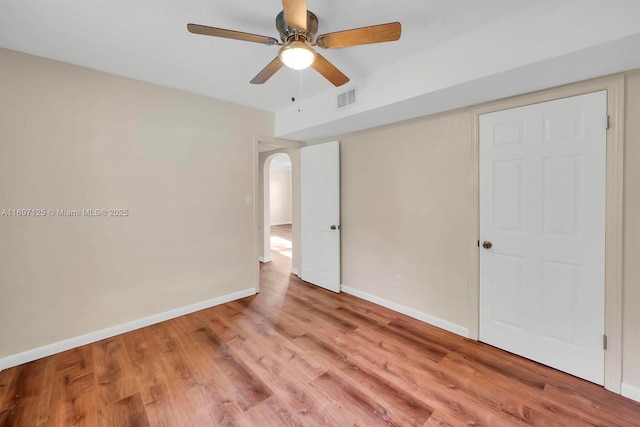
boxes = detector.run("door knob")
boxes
[482,241,492,249]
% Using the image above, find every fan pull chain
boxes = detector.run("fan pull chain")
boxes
[297,70,304,113]
[289,70,304,112]
[291,68,297,103]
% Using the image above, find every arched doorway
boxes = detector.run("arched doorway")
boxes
[262,152,293,271]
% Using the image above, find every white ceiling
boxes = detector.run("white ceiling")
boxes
[0,0,532,112]
[1,1,639,142]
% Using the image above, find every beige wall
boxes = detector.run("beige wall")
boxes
[339,110,472,328]
[0,48,273,360]
[332,71,640,391]
[269,169,292,225]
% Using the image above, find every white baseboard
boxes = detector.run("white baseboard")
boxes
[259,256,272,263]
[340,285,470,338]
[0,287,256,371]
[621,382,640,402]
[291,267,299,276]
[269,222,292,226]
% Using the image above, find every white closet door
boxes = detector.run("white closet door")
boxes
[479,91,607,385]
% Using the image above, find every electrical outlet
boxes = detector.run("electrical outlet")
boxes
[393,274,402,287]
[245,194,253,205]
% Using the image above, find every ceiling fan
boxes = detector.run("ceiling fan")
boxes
[187,0,401,87]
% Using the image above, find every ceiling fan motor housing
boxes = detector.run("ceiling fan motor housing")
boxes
[276,10,318,43]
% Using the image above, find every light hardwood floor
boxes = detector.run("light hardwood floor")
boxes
[270,223,292,241]
[1,227,639,426]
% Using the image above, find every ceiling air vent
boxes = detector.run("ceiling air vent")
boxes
[337,88,357,110]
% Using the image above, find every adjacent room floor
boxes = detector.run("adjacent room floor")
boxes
[1,232,639,425]
[269,224,293,263]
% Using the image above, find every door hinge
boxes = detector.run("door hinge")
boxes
[603,334,608,350]
[605,115,610,130]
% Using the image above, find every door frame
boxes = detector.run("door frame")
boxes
[469,74,625,393]
[254,136,306,293]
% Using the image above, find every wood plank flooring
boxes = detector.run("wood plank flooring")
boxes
[270,224,292,241]
[1,226,639,425]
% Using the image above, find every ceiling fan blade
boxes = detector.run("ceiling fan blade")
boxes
[316,22,401,49]
[187,24,279,45]
[311,53,349,87]
[250,57,284,84]
[282,0,307,31]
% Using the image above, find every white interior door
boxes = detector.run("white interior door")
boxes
[479,91,607,385]
[301,141,341,292]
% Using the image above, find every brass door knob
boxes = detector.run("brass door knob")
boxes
[482,241,493,249]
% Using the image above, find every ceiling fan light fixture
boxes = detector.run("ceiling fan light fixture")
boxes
[279,41,315,70]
